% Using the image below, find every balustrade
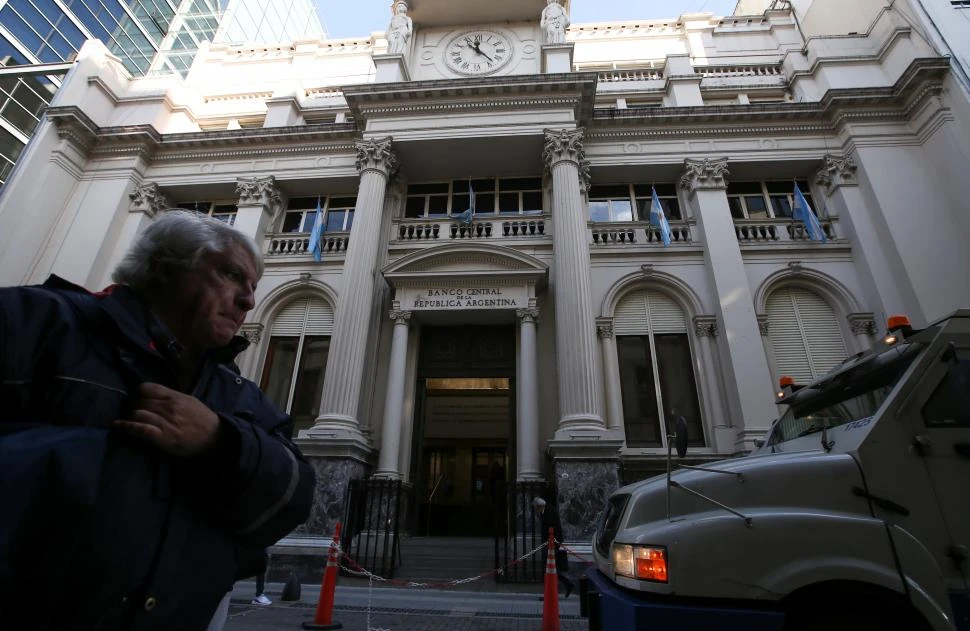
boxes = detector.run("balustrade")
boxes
[733,217,839,243]
[265,232,350,256]
[589,222,693,246]
[695,65,782,78]
[597,68,664,82]
[393,217,548,242]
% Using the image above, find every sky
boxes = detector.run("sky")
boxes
[313,0,741,39]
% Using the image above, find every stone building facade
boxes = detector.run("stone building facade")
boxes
[2,0,969,549]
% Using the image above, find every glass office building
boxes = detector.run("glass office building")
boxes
[0,0,323,185]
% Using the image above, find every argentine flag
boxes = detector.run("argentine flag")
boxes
[793,184,826,242]
[649,187,672,247]
[308,197,326,261]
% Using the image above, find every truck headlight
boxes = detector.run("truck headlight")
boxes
[612,544,668,583]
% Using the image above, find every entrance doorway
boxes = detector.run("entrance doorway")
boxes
[411,326,515,537]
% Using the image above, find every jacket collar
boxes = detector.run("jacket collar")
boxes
[42,275,251,361]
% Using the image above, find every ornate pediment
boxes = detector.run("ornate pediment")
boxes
[383,243,548,286]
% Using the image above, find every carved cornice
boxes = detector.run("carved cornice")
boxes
[847,312,877,336]
[129,182,169,217]
[543,128,590,191]
[587,57,949,141]
[355,137,399,178]
[239,323,264,345]
[678,157,729,194]
[693,315,718,338]
[814,154,858,194]
[46,106,159,159]
[389,310,412,325]
[343,73,598,126]
[236,175,282,209]
[516,308,540,324]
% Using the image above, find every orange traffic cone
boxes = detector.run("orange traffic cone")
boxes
[302,521,342,630]
[542,526,561,631]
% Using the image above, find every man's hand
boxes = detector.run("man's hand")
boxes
[114,383,222,456]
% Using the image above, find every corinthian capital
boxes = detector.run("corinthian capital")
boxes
[814,154,858,194]
[236,176,282,208]
[129,182,169,217]
[678,157,730,195]
[389,310,412,325]
[355,137,399,177]
[516,308,540,324]
[543,128,590,190]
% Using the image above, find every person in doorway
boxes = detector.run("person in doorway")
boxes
[0,210,316,630]
[533,496,575,598]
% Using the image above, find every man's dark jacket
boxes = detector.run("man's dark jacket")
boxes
[0,276,317,630]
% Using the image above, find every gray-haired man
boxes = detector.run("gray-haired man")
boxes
[0,210,316,630]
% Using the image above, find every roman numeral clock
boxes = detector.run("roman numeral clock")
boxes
[444,30,513,76]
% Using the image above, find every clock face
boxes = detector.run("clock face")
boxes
[444,30,513,76]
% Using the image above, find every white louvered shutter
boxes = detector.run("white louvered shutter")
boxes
[766,288,846,383]
[646,292,686,333]
[614,293,648,335]
[270,297,334,336]
[614,291,687,335]
[304,298,334,335]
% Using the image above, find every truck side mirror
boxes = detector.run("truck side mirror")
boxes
[675,416,688,458]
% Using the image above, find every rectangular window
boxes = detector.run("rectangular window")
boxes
[498,177,542,215]
[727,180,816,219]
[617,334,703,447]
[289,336,330,432]
[406,178,542,219]
[175,200,238,225]
[654,334,704,445]
[617,336,662,447]
[633,184,682,221]
[588,184,634,223]
[405,182,449,218]
[282,196,357,233]
[260,335,330,434]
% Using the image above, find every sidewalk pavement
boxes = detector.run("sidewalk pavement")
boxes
[225,580,587,631]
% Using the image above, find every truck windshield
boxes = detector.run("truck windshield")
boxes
[767,342,922,446]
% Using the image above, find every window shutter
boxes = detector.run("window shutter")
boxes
[646,293,686,333]
[794,290,846,376]
[613,291,686,335]
[270,297,334,336]
[304,297,334,335]
[614,293,648,335]
[766,288,846,383]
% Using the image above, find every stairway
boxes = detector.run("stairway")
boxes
[394,536,496,582]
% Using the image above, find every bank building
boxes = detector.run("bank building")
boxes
[2,0,969,579]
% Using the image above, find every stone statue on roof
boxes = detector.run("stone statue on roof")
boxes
[540,0,569,45]
[386,1,413,55]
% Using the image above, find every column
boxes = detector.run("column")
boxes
[596,319,624,432]
[310,137,399,449]
[374,310,411,479]
[516,307,542,480]
[234,176,282,246]
[814,154,905,324]
[680,158,777,452]
[542,128,605,434]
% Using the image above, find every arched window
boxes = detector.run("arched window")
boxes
[260,296,333,433]
[765,287,847,384]
[614,290,704,448]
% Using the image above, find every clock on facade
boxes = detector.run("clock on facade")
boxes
[444,30,513,76]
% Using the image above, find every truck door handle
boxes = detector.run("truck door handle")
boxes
[852,486,910,516]
[955,442,970,459]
